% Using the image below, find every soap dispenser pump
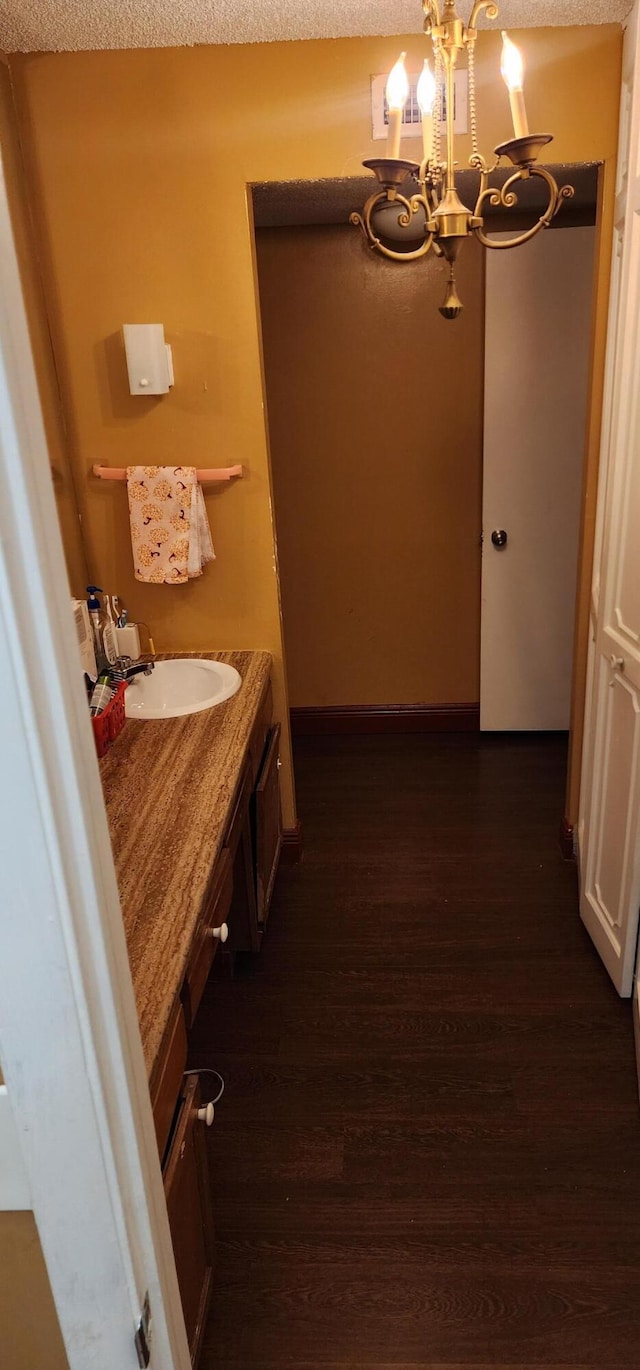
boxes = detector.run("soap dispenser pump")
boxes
[86,586,118,670]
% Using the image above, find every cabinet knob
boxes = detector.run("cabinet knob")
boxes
[197,1103,215,1127]
[208,922,228,943]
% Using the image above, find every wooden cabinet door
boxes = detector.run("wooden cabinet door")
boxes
[254,724,282,926]
[164,1076,214,1363]
[182,848,233,1027]
[223,760,260,955]
[228,809,260,954]
[150,1001,188,1161]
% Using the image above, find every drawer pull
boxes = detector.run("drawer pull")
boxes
[197,1103,215,1127]
[207,922,228,943]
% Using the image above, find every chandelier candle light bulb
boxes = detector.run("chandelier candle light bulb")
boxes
[417,59,437,162]
[501,31,529,138]
[386,52,409,158]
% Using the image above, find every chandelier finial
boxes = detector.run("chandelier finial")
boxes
[439,266,463,320]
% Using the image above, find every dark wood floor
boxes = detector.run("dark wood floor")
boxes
[192,733,640,1368]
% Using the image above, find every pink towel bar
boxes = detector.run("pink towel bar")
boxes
[92,463,243,483]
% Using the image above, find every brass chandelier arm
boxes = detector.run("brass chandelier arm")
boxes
[418,177,445,219]
[410,187,446,253]
[422,0,442,35]
[468,0,499,29]
[467,150,492,209]
[471,165,574,250]
[349,190,437,262]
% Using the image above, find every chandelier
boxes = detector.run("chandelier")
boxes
[350,0,574,319]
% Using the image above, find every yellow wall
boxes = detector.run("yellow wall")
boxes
[257,224,484,707]
[0,1212,69,1370]
[0,1066,67,1367]
[0,57,87,597]
[9,25,622,822]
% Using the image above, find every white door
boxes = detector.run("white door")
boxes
[481,226,595,730]
[579,0,640,997]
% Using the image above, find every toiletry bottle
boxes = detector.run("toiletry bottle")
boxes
[89,673,114,717]
[86,586,118,671]
[103,597,119,665]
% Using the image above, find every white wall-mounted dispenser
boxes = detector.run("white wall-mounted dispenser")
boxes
[122,323,174,396]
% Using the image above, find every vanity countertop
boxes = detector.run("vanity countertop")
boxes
[100,650,271,1075]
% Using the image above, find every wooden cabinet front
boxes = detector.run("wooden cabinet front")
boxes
[141,671,285,1366]
[182,848,233,1027]
[164,1076,214,1363]
[222,717,283,953]
[151,1000,188,1160]
[254,723,283,926]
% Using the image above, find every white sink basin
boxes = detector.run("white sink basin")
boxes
[124,658,242,720]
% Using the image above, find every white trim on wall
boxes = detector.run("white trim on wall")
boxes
[0,1087,31,1210]
[0,133,189,1369]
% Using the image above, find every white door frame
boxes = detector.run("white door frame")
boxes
[0,136,190,1368]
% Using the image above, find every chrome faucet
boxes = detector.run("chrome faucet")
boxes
[109,657,155,684]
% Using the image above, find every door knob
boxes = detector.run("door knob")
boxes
[608,654,625,684]
[197,1103,215,1127]
[491,529,508,549]
[207,922,228,943]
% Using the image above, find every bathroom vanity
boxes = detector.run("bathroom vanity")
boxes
[100,651,282,1362]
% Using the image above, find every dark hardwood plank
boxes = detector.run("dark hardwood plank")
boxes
[203,1264,640,1363]
[208,1364,602,1370]
[191,733,640,1368]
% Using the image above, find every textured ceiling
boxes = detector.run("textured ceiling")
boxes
[0,0,632,54]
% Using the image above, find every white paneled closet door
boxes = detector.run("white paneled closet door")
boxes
[579,0,640,996]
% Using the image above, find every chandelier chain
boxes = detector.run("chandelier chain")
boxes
[433,44,444,166]
[468,40,479,159]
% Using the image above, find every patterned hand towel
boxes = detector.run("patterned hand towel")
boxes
[126,465,216,584]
